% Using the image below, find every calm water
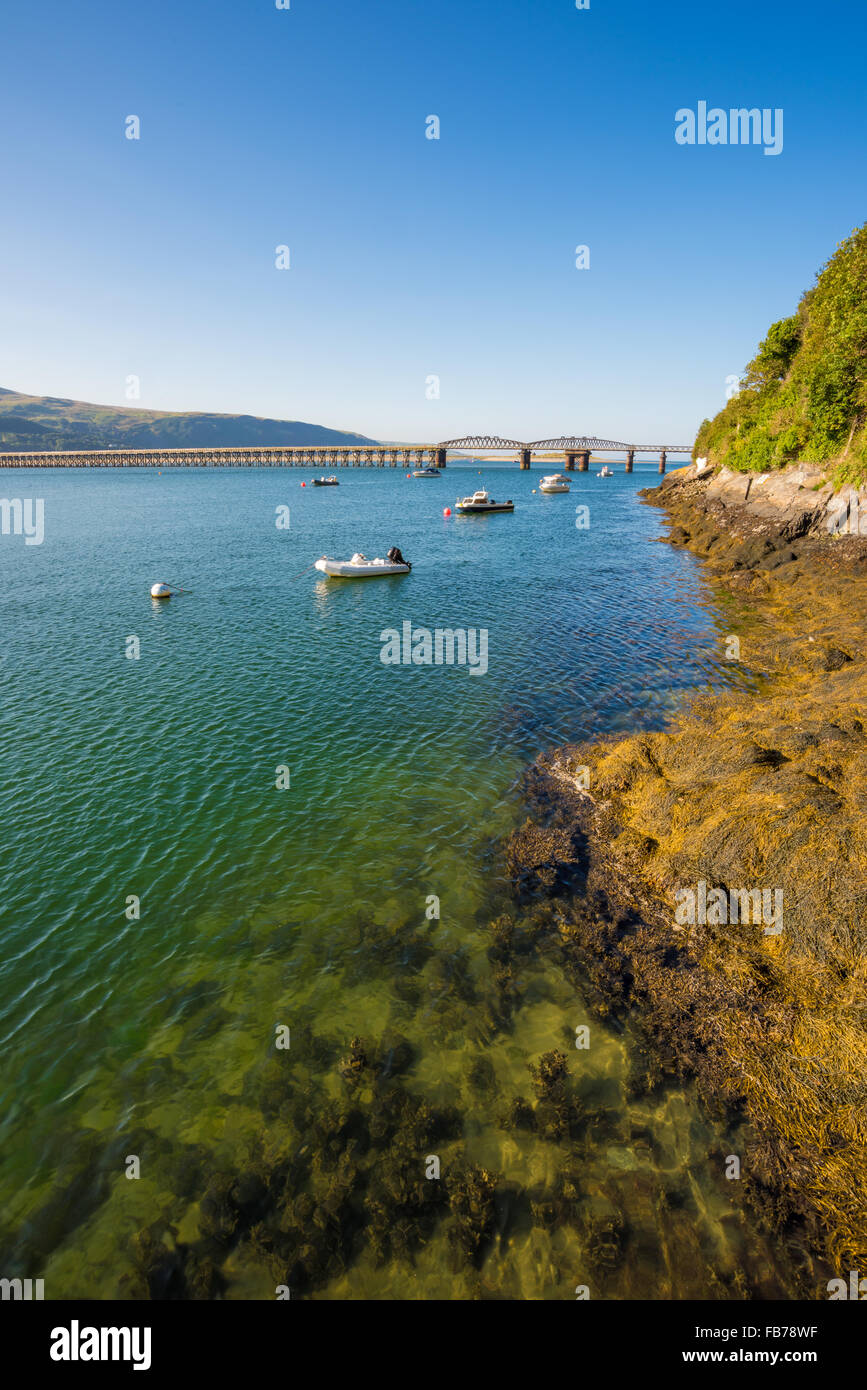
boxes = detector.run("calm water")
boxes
[0,464,794,1299]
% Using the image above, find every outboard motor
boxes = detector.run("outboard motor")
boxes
[387,546,410,570]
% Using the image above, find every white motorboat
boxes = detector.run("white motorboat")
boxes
[454,489,514,514]
[597,465,613,478]
[412,466,441,477]
[312,475,340,486]
[539,473,571,493]
[314,548,411,578]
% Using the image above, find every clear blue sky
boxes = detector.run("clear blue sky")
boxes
[1,0,864,443]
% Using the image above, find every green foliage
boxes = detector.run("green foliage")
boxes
[743,315,802,391]
[696,225,867,485]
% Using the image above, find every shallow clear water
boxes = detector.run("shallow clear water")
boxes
[0,463,793,1298]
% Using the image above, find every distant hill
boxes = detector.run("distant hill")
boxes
[0,388,378,452]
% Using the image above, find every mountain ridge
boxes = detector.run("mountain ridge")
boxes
[0,387,379,452]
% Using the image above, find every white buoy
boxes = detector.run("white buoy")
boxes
[150,582,172,599]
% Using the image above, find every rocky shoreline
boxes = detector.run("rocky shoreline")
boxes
[507,461,867,1295]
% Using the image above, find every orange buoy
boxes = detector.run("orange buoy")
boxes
[406,472,411,478]
[443,507,451,516]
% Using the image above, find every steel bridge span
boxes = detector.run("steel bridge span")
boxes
[0,435,694,474]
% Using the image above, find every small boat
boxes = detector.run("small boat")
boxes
[312,475,340,486]
[412,466,441,477]
[539,473,571,493]
[454,489,514,514]
[597,465,613,478]
[314,548,411,578]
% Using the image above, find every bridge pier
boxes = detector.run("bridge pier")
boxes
[564,452,576,472]
[625,450,634,473]
[518,449,532,470]
[658,450,667,474]
[577,451,590,471]
[435,448,447,469]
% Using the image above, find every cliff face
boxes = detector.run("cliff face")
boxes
[695,224,867,488]
[508,464,867,1290]
[661,458,867,549]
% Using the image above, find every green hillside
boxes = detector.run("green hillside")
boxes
[695,224,867,486]
[0,388,377,452]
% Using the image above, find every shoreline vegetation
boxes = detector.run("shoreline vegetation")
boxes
[695,224,867,490]
[507,458,867,1291]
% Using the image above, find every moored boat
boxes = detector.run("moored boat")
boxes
[454,489,514,514]
[597,465,613,478]
[539,473,571,493]
[412,466,441,477]
[312,475,340,486]
[314,547,411,578]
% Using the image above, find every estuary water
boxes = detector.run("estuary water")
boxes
[0,463,796,1299]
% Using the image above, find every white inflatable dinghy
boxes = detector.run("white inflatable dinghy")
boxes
[314,550,411,578]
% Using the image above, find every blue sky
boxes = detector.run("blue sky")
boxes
[1,0,865,443]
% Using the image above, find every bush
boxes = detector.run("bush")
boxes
[696,225,867,486]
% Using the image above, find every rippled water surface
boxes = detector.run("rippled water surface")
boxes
[0,464,793,1298]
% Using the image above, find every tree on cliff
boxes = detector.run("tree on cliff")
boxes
[695,224,867,485]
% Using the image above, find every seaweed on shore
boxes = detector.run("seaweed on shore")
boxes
[503,469,867,1286]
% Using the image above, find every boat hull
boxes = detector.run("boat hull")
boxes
[314,558,410,578]
[455,502,514,513]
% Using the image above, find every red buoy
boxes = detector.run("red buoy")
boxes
[301,481,306,487]
[406,472,411,478]
[443,507,451,517]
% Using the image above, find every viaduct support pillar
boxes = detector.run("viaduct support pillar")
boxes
[519,449,532,470]
[658,450,667,474]
[625,450,634,473]
[435,448,447,469]
[577,451,590,471]
[564,452,576,472]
